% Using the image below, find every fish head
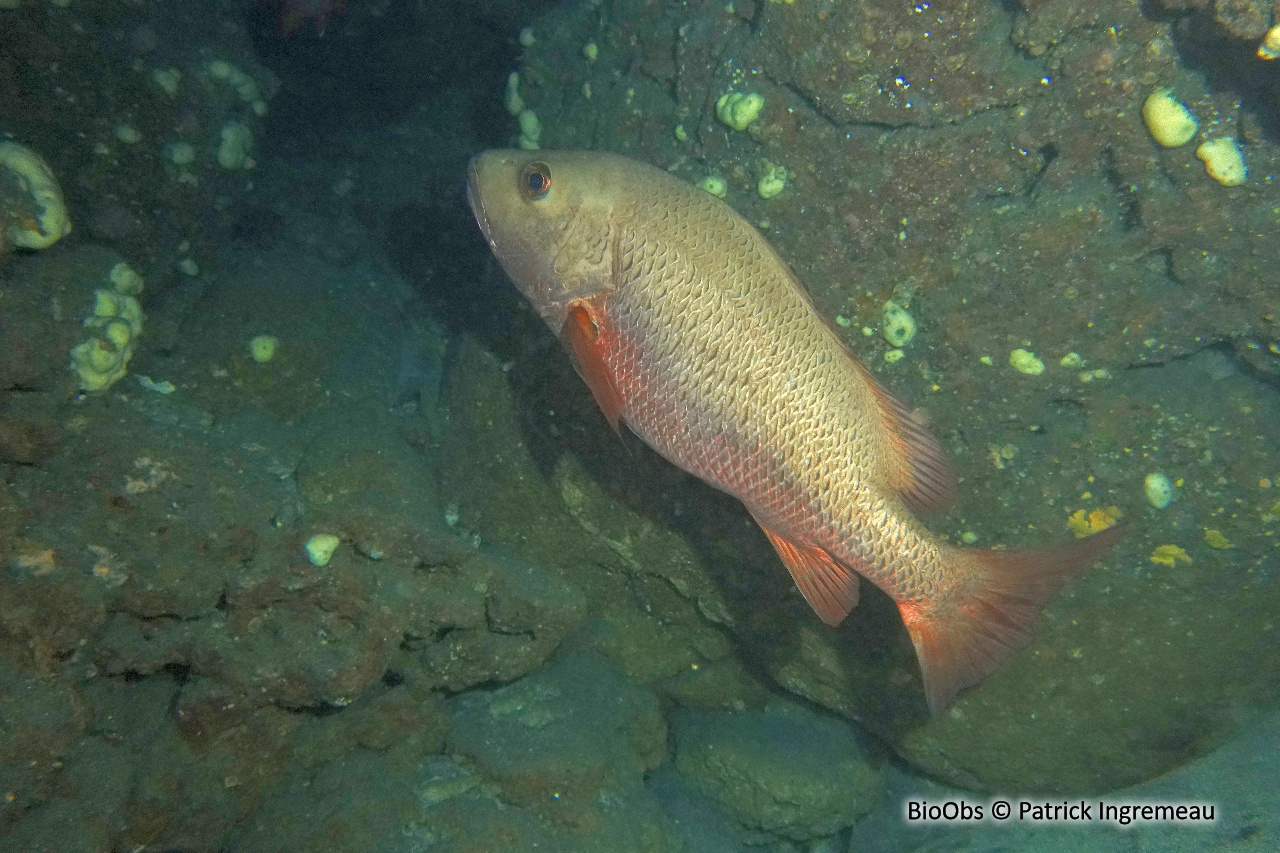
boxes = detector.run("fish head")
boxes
[466,149,619,333]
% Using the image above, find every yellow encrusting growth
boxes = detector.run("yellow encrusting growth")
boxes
[1203,529,1231,549]
[1196,137,1247,187]
[304,533,341,567]
[69,262,146,392]
[697,175,728,198]
[0,141,71,249]
[881,301,916,348]
[1143,472,1174,509]
[1142,89,1197,148]
[756,163,788,199]
[716,91,765,131]
[248,334,279,363]
[1066,506,1122,538]
[1258,24,1280,60]
[1150,544,1191,567]
[517,110,542,150]
[1009,348,1045,375]
[503,72,524,117]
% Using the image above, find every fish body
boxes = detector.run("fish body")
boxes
[466,149,1121,712]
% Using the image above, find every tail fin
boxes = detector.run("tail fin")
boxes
[899,525,1124,714]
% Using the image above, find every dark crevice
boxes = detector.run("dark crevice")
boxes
[161,662,192,685]
[247,3,522,146]
[432,624,462,644]
[771,79,841,132]
[997,0,1037,61]
[854,101,1028,136]
[109,669,152,684]
[1100,147,1142,232]
[1142,246,1178,284]
[277,700,348,717]
[112,608,205,624]
[769,78,1027,135]
[399,631,425,652]
[435,676,512,697]
[997,0,1026,20]
[1225,342,1280,393]
[847,118,926,132]
[484,621,537,639]
[1025,142,1058,198]
[1122,339,1234,373]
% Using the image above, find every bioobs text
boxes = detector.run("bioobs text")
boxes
[905,800,985,822]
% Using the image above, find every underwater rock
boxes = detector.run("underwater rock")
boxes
[0,417,60,465]
[0,667,95,837]
[294,402,444,559]
[673,702,883,844]
[438,338,746,688]
[446,651,670,843]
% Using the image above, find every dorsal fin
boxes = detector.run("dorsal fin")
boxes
[562,301,624,432]
[854,360,957,516]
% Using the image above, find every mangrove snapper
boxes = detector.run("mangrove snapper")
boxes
[466,149,1121,713]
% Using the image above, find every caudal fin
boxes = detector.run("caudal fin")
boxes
[899,525,1124,714]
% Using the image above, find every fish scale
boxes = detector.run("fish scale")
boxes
[610,187,891,568]
[467,149,1122,713]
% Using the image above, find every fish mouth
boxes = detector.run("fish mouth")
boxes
[465,155,494,246]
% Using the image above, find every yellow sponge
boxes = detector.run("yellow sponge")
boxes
[69,262,146,393]
[0,141,71,249]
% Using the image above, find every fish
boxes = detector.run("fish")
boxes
[465,149,1122,713]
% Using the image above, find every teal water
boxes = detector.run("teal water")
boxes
[0,1,1276,850]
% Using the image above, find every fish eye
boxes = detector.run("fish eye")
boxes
[520,162,552,200]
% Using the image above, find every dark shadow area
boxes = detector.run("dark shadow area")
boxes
[226,202,285,251]
[1143,3,1280,143]
[384,197,545,363]
[247,2,530,156]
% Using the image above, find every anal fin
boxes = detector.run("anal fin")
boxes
[756,522,860,626]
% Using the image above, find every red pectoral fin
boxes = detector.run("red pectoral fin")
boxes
[756,522,860,626]
[562,302,624,432]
